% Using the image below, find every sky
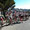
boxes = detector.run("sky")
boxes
[14,0,30,9]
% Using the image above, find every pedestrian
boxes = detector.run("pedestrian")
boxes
[19,14,23,23]
[20,16,23,23]
[5,17,7,23]
[1,17,4,24]
[14,10,17,22]
[9,17,12,24]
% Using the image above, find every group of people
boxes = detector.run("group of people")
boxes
[0,10,29,25]
[0,10,29,26]
[5,10,24,24]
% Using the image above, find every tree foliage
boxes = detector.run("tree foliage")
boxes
[0,0,15,10]
[0,0,15,17]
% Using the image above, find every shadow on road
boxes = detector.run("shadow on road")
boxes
[0,27,2,30]
[0,26,4,30]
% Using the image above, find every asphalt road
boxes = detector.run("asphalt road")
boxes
[0,17,30,30]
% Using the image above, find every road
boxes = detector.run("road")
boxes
[0,17,30,30]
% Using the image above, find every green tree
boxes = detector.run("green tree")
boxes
[0,0,15,17]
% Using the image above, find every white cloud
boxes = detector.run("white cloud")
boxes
[15,5,30,9]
